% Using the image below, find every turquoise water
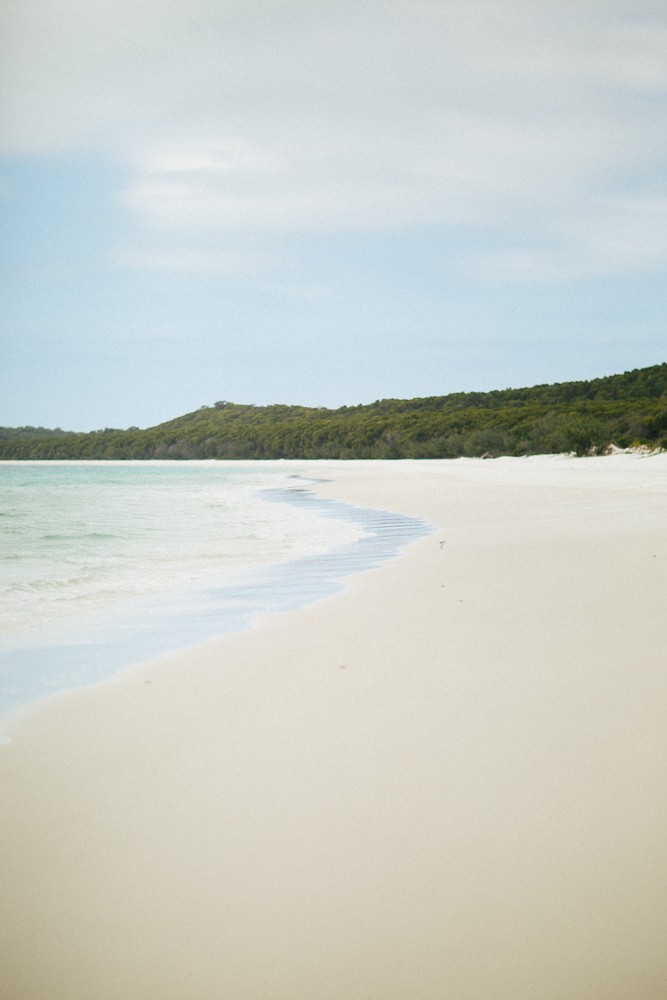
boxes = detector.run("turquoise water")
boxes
[0,462,431,731]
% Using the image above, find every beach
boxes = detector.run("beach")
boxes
[1,454,666,999]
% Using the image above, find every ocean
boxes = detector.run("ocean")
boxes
[0,461,431,732]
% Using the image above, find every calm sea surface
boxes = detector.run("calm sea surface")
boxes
[0,462,431,730]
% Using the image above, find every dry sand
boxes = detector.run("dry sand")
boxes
[1,454,666,1000]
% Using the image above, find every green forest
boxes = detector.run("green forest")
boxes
[1,364,665,460]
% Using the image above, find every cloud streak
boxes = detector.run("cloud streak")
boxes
[1,0,665,281]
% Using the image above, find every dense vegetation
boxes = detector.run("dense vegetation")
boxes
[1,364,665,460]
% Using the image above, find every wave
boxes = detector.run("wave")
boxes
[0,464,431,730]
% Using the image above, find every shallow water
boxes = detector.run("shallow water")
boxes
[0,462,431,728]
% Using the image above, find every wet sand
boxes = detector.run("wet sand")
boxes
[1,455,666,999]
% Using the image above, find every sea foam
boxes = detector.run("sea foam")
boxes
[0,461,431,731]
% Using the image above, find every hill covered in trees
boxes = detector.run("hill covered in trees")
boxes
[1,364,665,460]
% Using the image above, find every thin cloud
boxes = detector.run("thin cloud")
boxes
[112,246,278,275]
[1,0,665,281]
[459,195,667,284]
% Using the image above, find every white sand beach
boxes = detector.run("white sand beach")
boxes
[1,454,666,1000]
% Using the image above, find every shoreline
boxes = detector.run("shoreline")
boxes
[1,454,666,999]
[0,470,431,736]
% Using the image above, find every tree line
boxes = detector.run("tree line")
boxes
[1,364,665,460]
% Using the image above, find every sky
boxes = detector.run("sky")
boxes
[1,0,665,431]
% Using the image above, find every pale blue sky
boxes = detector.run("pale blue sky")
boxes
[1,0,665,431]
